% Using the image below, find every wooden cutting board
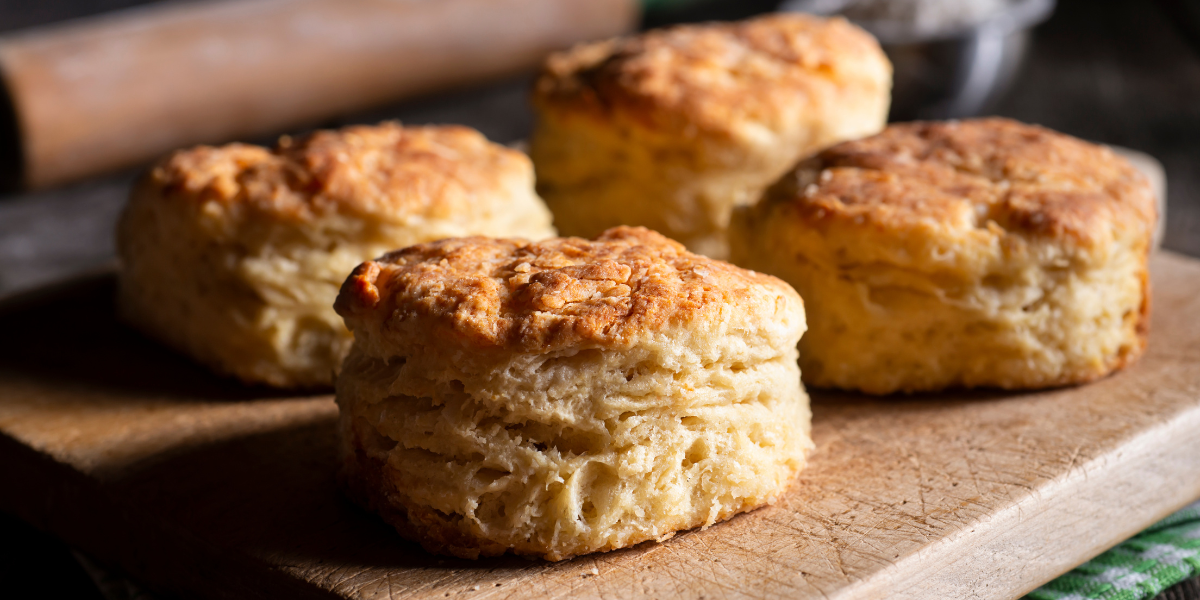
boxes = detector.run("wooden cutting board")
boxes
[2,252,1199,600]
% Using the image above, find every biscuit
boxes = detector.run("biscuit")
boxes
[334,227,810,560]
[116,122,556,388]
[530,13,892,259]
[730,118,1157,394]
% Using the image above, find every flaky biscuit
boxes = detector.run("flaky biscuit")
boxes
[117,122,555,388]
[334,227,811,560]
[530,13,892,259]
[731,118,1156,394]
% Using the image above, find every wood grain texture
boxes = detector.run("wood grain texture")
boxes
[0,0,638,188]
[2,253,1199,600]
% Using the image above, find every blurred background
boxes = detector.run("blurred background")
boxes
[0,0,1197,598]
[0,0,1198,298]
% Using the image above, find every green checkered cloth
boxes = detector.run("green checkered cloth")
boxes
[1027,501,1200,600]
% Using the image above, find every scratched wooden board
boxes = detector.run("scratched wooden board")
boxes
[1,253,1199,600]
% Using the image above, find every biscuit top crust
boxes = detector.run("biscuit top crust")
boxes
[336,227,803,353]
[143,122,531,224]
[532,13,889,137]
[765,118,1157,247]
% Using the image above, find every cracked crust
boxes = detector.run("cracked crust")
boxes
[335,226,803,353]
[528,13,890,259]
[117,122,554,388]
[148,122,548,226]
[730,118,1156,394]
[334,226,811,560]
[532,13,890,139]
[764,118,1157,249]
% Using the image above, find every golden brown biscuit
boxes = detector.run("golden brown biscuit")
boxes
[530,13,892,259]
[117,122,555,388]
[731,118,1157,394]
[334,227,811,560]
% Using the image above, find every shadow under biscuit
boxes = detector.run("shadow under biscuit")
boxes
[0,272,310,402]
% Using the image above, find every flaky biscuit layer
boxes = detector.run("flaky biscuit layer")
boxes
[117,123,555,388]
[335,227,811,559]
[530,13,892,258]
[731,118,1155,394]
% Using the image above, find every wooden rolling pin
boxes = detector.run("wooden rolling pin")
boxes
[0,0,639,189]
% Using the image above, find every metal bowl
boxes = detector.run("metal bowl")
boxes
[782,0,1056,120]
